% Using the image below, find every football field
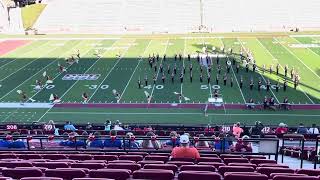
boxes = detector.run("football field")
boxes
[0,33,320,126]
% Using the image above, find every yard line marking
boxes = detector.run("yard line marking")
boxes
[292,36,320,61]
[1,108,19,122]
[237,38,280,103]
[0,41,86,101]
[46,111,320,117]
[118,40,152,102]
[0,60,13,69]
[202,37,212,98]
[87,40,133,102]
[256,38,315,104]
[218,38,246,103]
[0,41,53,82]
[149,39,169,102]
[274,37,320,80]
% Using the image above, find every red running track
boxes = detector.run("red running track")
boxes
[0,40,31,56]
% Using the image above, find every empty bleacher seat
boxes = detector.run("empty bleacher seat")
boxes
[119,155,143,162]
[143,164,178,173]
[107,163,141,172]
[270,173,307,179]
[296,169,320,176]
[224,173,268,180]
[0,154,17,159]
[2,168,43,179]
[68,154,92,161]
[89,169,131,180]
[71,163,105,169]
[138,160,164,167]
[273,175,318,180]
[45,169,86,179]
[33,162,69,169]
[218,166,254,176]
[92,155,118,161]
[145,155,169,162]
[197,157,222,162]
[223,158,249,164]
[228,163,257,169]
[18,154,43,160]
[178,171,221,180]
[256,167,294,177]
[21,178,63,180]
[0,161,33,168]
[198,162,225,168]
[132,169,174,180]
[258,163,289,168]
[167,161,194,167]
[180,165,216,172]
[170,158,194,162]
[250,159,277,165]
[42,154,68,160]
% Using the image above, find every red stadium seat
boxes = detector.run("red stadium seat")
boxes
[71,163,105,169]
[108,160,136,164]
[200,154,219,158]
[107,163,141,172]
[256,167,294,177]
[132,169,174,180]
[273,175,318,180]
[198,162,225,168]
[0,154,17,159]
[224,173,268,180]
[138,160,164,167]
[180,165,216,172]
[145,155,169,162]
[68,154,92,161]
[197,157,222,162]
[270,173,307,179]
[89,169,131,180]
[21,178,63,180]
[178,171,221,180]
[33,162,69,169]
[170,158,194,162]
[0,161,33,168]
[228,163,257,169]
[92,155,118,161]
[296,169,320,176]
[74,179,113,180]
[258,163,289,168]
[18,154,43,160]
[127,152,149,157]
[243,155,266,160]
[57,168,89,174]
[143,164,178,173]
[250,159,277,165]
[223,158,249,164]
[2,168,43,179]
[45,169,86,179]
[220,155,242,159]
[218,166,254,176]
[119,155,143,162]
[42,154,68,160]
[167,161,194,167]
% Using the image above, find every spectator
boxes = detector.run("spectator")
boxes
[214,134,230,152]
[308,124,319,134]
[124,132,139,149]
[164,131,180,147]
[250,121,264,136]
[9,132,26,149]
[296,123,308,134]
[144,125,153,132]
[67,132,85,148]
[59,132,70,146]
[275,123,288,135]
[104,130,122,148]
[86,122,93,133]
[235,135,252,152]
[195,134,210,148]
[0,136,10,148]
[171,134,200,160]
[232,122,243,138]
[104,120,111,132]
[113,120,124,131]
[89,132,104,148]
[141,131,162,149]
[64,121,77,131]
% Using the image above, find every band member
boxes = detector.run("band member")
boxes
[252,63,256,72]
[200,66,203,73]
[223,73,227,86]
[263,96,268,109]
[144,75,148,86]
[258,79,262,91]
[160,64,163,73]
[183,66,186,74]
[179,54,182,61]
[269,65,273,74]
[167,64,170,74]
[197,53,200,63]
[156,54,159,61]
[188,54,191,61]
[180,73,184,83]
[245,63,249,72]
[262,64,266,74]
[174,64,177,74]
[284,65,288,77]
[76,49,80,59]
[266,80,271,91]
[236,64,240,73]
[249,79,254,90]
[276,81,280,92]
[232,58,236,65]
[174,54,177,61]
[190,72,193,83]
[153,74,157,84]
[189,64,193,72]
[163,54,166,61]
[290,67,294,79]
[239,76,243,89]
[217,65,221,74]
[82,92,88,103]
[276,64,280,75]
[59,63,67,73]
[138,78,141,88]
[283,79,287,92]
[213,89,219,98]
[208,65,212,73]
[216,56,220,64]
[230,77,233,87]
[208,74,211,84]
[215,74,219,84]
[154,63,157,72]
[161,73,166,84]
[200,73,203,83]
[294,78,298,89]
[226,64,231,73]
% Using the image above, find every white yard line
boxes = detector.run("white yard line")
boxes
[237,38,280,103]
[274,37,320,80]
[0,41,86,101]
[149,39,169,101]
[180,38,187,96]
[218,38,246,103]
[87,40,133,102]
[201,38,213,98]
[0,60,15,69]
[256,38,315,104]
[46,111,320,117]
[118,40,152,102]
[291,36,320,58]
[0,41,52,82]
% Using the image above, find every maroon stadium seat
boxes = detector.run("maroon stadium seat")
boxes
[73,179,113,180]
[89,169,131,180]
[0,161,33,168]
[108,160,136,164]
[258,163,289,168]
[273,175,318,180]
[296,169,320,176]
[92,155,118,161]
[0,154,17,159]
[68,154,92,161]
[220,155,242,159]
[224,173,268,180]
[42,154,68,160]
[18,154,42,160]
[143,164,178,173]
[180,165,216,172]
[200,154,219,158]
[119,155,143,162]
[228,163,257,169]
[45,169,86,179]
[71,163,105,169]
[270,173,307,179]
[167,161,194,167]
[250,159,276,165]
[243,155,266,160]
[218,166,254,176]
[170,158,194,162]
[256,167,294,177]
[145,155,169,162]
[127,152,149,157]
[223,158,249,164]
[132,169,174,180]
[178,171,221,180]
[107,163,141,172]
[33,162,69,169]
[197,157,222,162]
[138,160,164,167]
[2,168,43,179]
[21,178,63,180]
[198,162,225,168]
[78,160,107,164]
[57,168,89,174]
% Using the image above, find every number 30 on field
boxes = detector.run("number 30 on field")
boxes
[85,84,109,90]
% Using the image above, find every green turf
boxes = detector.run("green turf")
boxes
[21,3,47,29]
[0,32,320,125]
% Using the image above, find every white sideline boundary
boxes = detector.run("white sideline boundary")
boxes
[2,37,121,41]
[289,35,320,38]
[0,103,53,108]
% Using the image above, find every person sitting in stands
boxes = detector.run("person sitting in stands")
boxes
[141,131,162,149]
[124,132,139,149]
[234,135,252,152]
[275,123,288,136]
[171,134,200,160]
[296,123,308,134]
[0,136,10,148]
[195,134,210,149]
[232,122,243,139]
[308,124,319,134]
[164,131,180,147]
[9,132,26,149]
[104,120,111,132]
[250,121,264,136]
[66,132,85,148]
[104,130,122,149]
[214,134,231,152]
[59,132,70,146]
[269,96,276,110]
[89,132,104,148]
[113,120,124,131]
[64,121,77,131]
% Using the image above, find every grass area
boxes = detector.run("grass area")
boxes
[21,3,46,29]
[0,33,319,125]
